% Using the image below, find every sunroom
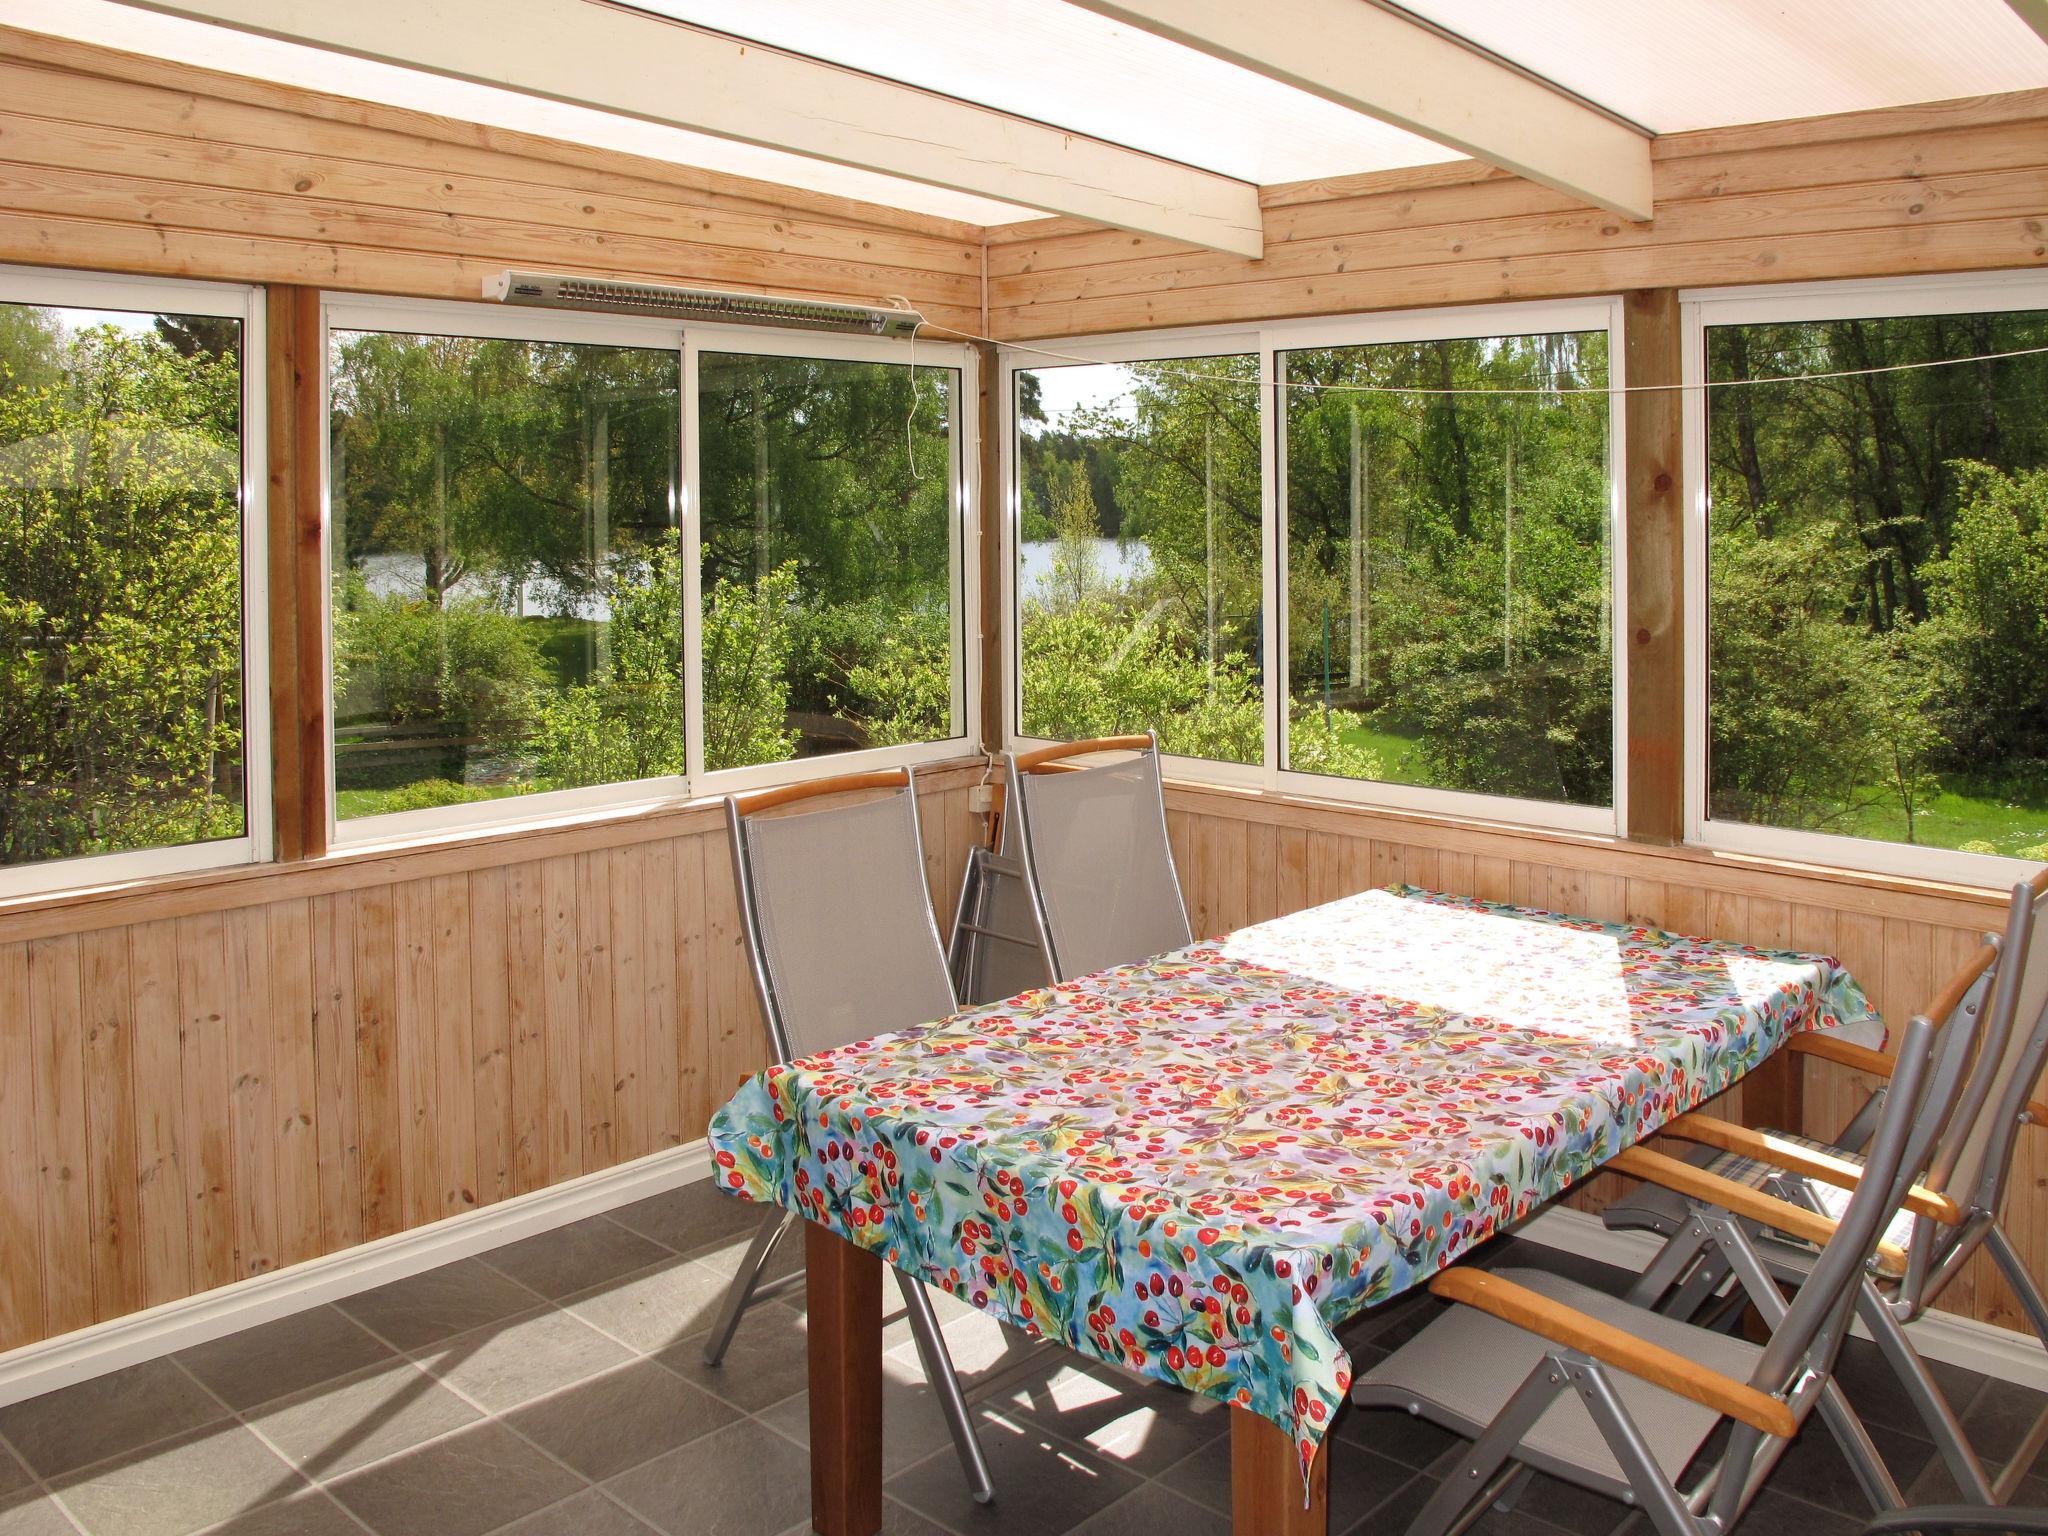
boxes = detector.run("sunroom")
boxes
[2,3,2048,1534]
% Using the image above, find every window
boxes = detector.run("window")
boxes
[1011,350,1263,767]
[1689,274,2048,879]
[0,268,266,896]
[694,344,966,773]
[328,319,681,830]
[1277,310,1618,826]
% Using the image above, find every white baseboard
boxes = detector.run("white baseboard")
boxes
[1519,1205,2048,1395]
[0,1140,712,1410]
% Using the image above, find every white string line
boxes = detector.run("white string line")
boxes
[896,307,2048,398]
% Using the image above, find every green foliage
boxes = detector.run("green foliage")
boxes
[333,580,544,752]
[337,779,516,818]
[844,610,953,749]
[530,548,686,788]
[0,322,247,867]
[701,565,800,772]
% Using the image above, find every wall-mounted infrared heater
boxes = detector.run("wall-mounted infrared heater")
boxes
[483,271,924,337]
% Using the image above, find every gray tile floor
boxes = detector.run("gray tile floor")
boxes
[0,1190,2040,1536]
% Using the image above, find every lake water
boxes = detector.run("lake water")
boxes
[1018,538,1150,599]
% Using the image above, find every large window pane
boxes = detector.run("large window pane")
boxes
[1705,308,2048,858]
[1014,356,1262,765]
[1281,332,1613,805]
[0,302,246,869]
[697,351,959,770]
[329,331,680,820]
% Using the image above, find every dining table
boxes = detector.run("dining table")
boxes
[705,882,1881,1536]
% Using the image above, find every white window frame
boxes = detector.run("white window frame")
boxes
[0,264,271,899]
[1000,327,1268,792]
[323,294,977,847]
[683,325,978,797]
[1000,298,1628,836]
[1681,270,2048,887]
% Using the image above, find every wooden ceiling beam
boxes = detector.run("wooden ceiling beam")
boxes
[1066,0,1656,223]
[111,0,1267,259]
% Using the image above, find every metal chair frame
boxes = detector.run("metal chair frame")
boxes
[1360,986,1978,1536]
[702,766,997,1504]
[1613,871,2048,1506]
[1002,732,1193,984]
[944,778,1052,1006]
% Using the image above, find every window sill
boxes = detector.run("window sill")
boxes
[0,752,995,943]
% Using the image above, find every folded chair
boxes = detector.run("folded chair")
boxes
[944,778,1052,1006]
[1605,869,2048,1504]
[703,767,995,1504]
[1351,975,1986,1536]
[1001,733,1193,982]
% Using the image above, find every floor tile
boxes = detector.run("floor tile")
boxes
[50,1423,300,1536]
[886,1409,1142,1536]
[0,1448,29,1500]
[503,1357,739,1482]
[193,1489,363,1536]
[411,1306,633,1414]
[1761,1413,1937,1509]
[564,1257,735,1355]
[492,1488,655,1536]
[1351,1470,1573,1536]
[606,1183,765,1259]
[756,1354,992,1480]
[1161,1432,1414,1533]
[326,1420,582,1536]
[246,1357,481,1480]
[604,1420,813,1536]
[1724,1488,1863,1536]
[654,1301,812,1411]
[1956,1374,2048,1472]
[337,1258,542,1353]
[0,1489,76,1536]
[1006,1363,1228,1477]
[1329,1398,1461,1470]
[770,1500,950,1536]
[1067,1483,1228,1536]
[482,1220,673,1302]
[0,1359,228,1481]
[1828,1332,1990,1442]
[176,1307,394,1412]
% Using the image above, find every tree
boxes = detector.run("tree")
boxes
[0,324,245,866]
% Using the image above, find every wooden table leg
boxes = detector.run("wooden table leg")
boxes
[807,1221,882,1536]
[1231,1405,1328,1535]
[1742,1044,1806,1138]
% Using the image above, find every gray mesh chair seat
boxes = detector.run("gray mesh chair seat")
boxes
[1003,734,1193,984]
[1356,1268,1760,1495]
[705,769,996,1504]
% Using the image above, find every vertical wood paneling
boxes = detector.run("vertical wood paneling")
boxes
[503,863,548,1197]
[391,880,439,1229]
[129,919,189,1307]
[609,848,647,1163]
[28,936,91,1335]
[352,887,401,1241]
[79,929,142,1321]
[541,856,582,1183]
[175,915,236,1292]
[642,840,682,1152]
[224,906,279,1277]
[429,874,475,1215]
[676,834,714,1143]
[0,943,43,1347]
[268,900,320,1269]
[575,852,616,1171]
[469,866,514,1209]
[310,891,362,1253]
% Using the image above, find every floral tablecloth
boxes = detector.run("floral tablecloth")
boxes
[706,884,1879,1480]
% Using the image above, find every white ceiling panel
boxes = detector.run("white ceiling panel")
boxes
[1392,0,2048,133]
[620,0,1466,186]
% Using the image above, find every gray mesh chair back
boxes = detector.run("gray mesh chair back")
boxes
[1954,870,2048,1217]
[714,768,997,1504]
[730,777,958,1063]
[1003,734,1193,983]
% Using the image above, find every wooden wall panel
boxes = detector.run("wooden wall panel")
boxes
[986,91,2048,339]
[0,30,983,335]
[0,766,984,1354]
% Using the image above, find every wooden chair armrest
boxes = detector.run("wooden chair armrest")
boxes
[1661,1114,1962,1226]
[2029,1100,2048,1127]
[1789,1033,1896,1077]
[1429,1268,1797,1439]
[1609,1146,1908,1274]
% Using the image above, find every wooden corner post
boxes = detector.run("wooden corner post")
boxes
[264,284,329,863]
[1623,288,1684,848]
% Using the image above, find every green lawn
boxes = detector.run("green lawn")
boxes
[1334,720,1431,784]
[1816,774,2048,859]
[335,779,526,820]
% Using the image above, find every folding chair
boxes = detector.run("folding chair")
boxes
[1352,973,1985,1536]
[944,778,1052,1006]
[1001,732,1193,983]
[702,767,996,1504]
[1605,869,2048,1504]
